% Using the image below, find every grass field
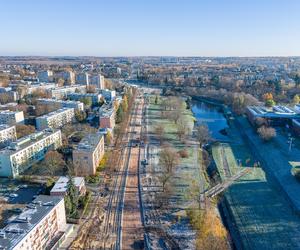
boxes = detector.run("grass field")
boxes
[212,143,300,250]
[147,96,203,204]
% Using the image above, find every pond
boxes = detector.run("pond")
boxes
[191,101,229,141]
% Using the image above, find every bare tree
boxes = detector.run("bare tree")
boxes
[43,151,65,175]
[154,125,165,144]
[159,146,180,175]
[257,126,276,141]
[195,124,211,147]
[16,124,35,138]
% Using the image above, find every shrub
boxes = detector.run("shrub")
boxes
[257,126,276,141]
[178,149,189,158]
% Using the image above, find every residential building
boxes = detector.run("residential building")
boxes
[90,74,105,89]
[0,124,16,148]
[0,110,24,125]
[37,98,84,111]
[46,85,86,99]
[0,195,67,250]
[50,176,86,196]
[101,89,116,102]
[0,129,62,177]
[27,83,56,94]
[37,70,53,83]
[67,93,102,105]
[76,72,89,85]
[73,133,104,176]
[36,108,75,130]
[56,70,75,84]
[99,110,115,129]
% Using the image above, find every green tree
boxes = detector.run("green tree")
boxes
[122,95,128,112]
[75,110,87,122]
[116,105,124,123]
[106,130,112,145]
[80,97,92,108]
[65,177,79,218]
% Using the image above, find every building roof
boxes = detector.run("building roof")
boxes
[0,124,15,131]
[75,133,103,152]
[50,176,85,194]
[0,129,60,155]
[247,105,299,119]
[0,195,64,250]
[36,108,74,120]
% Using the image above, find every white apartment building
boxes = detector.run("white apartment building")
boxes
[90,74,105,89]
[101,89,116,102]
[37,70,53,83]
[37,98,84,111]
[0,124,16,148]
[0,195,67,250]
[36,108,75,130]
[67,92,102,105]
[0,110,24,125]
[46,85,86,99]
[76,72,89,85]
[0,129,62,177]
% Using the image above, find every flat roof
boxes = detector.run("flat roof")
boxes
[36,108,74,119]
[0,129,60,155]
[0,124,14,131]
[0,195,64,250]
[76,133,103,152]
[247,105,298,118]
[50,176,84,194]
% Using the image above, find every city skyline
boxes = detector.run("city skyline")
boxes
[0,0,300,57]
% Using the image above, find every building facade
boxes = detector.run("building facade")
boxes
[73,133,104,176]
[37,98,84,111]
[46,85,86,99]
[76,72,89,85]
[0,129,62,177]
[67,93,102,105]
[0,110,24,125]
[36,108,75,130]
[50,176,86,196]
[0,195,67,250]
[99,110,115,129]
[0,124,16,148]
[37,70,53,83]
[56,71,75,84]
[90,74,105,89]
[101,89,116,102]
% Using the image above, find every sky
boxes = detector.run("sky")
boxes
[0,0,300,57]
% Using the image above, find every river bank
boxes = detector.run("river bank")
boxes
[191,98,300,250]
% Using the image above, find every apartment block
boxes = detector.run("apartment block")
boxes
[56,70,75,84]
[46,85,86,99]
[0,129,62,177]
[90,74,105,89]
[36,108,75,130]
[37,98,84,111]
[73,133,104,176]
[37,70,53,83]
[0,195,67,250]
[101,89,116,102]
[0,124,16,148]
[50,176,86,196]
[99,110,115,129]
[67,92,102,105]
[0,110,24,125]
[76,72,89,85]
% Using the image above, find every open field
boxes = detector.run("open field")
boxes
[212,143,300,250]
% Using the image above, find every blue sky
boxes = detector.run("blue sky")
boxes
[0,0,299,56]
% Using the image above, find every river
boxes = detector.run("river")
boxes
[191,101,229,141]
